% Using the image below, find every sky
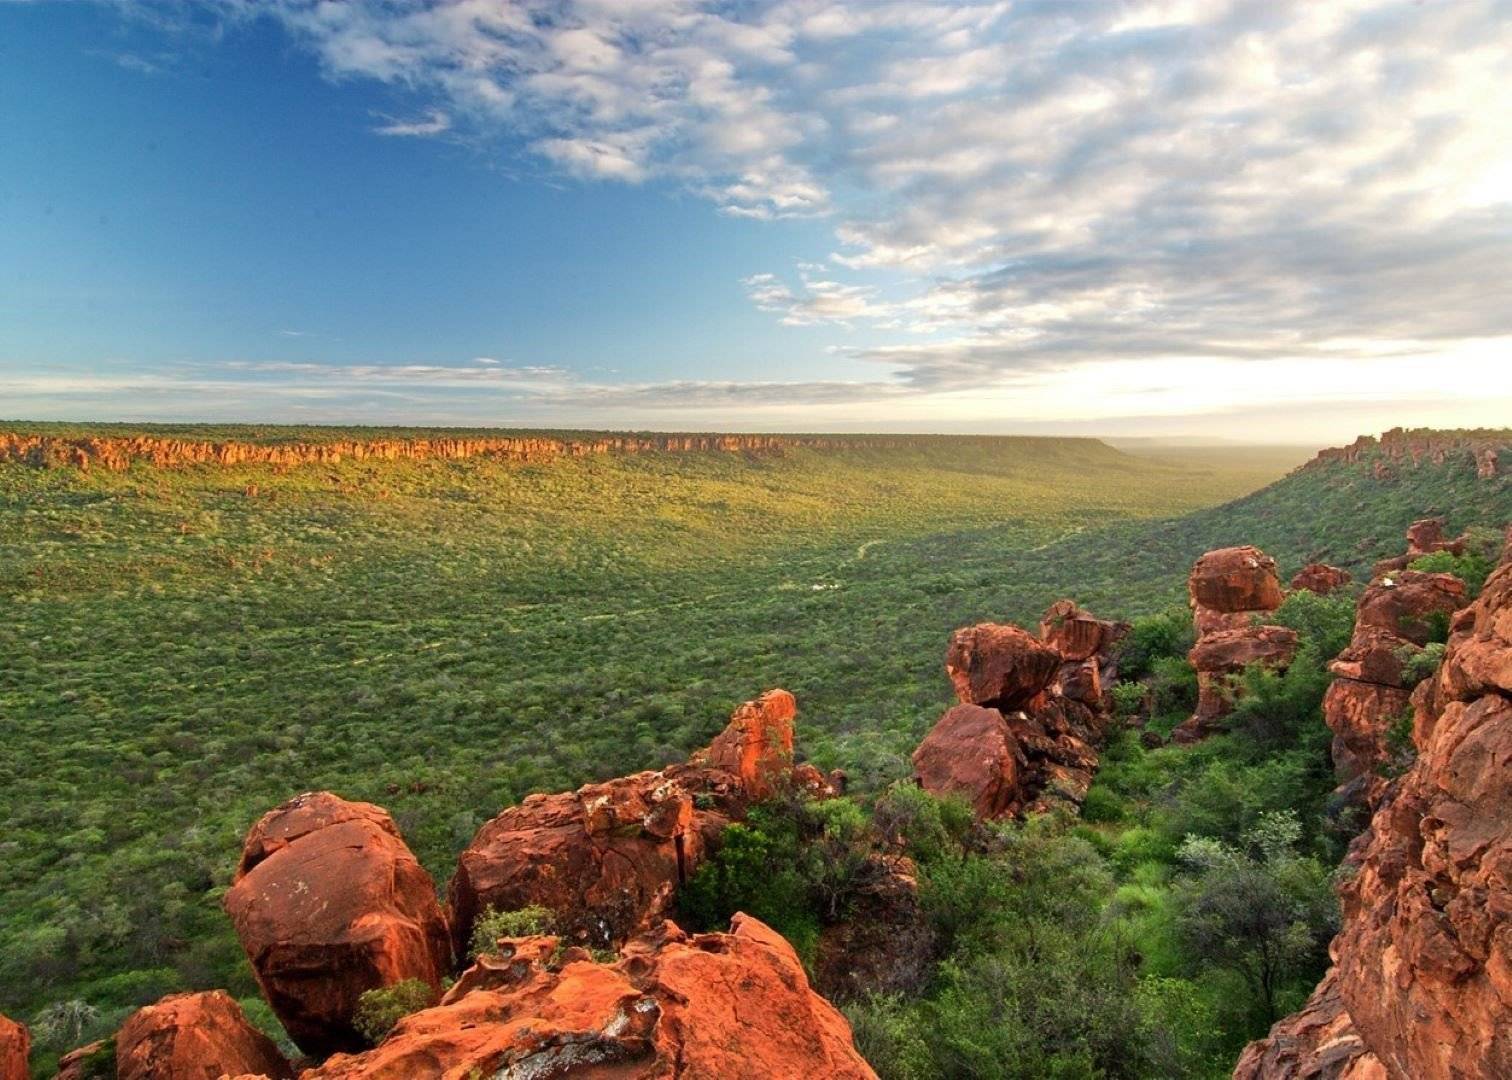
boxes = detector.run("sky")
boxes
[2,0,1511,442]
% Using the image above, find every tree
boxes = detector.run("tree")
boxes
[1172,812,1334,1022]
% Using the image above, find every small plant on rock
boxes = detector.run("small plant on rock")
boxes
[352,979,434,1045]
[468,904,556,959]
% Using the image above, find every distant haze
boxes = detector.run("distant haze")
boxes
[3,1,1510,441]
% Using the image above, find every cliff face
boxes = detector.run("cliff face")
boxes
[1238,534,1512,1079]
[0,431,919,472]
[1301,427,1507,479]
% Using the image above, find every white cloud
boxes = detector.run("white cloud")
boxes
[372,108,452,137]
[105,0,1512,419]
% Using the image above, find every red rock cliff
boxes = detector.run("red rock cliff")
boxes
[1238,534,1512,1079]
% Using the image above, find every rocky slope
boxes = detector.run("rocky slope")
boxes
[1237,531,1512,1079]
[1303,428,1505,480]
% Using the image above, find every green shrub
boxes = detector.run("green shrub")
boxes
[352,979,435,1045]
[871,784,972,865]
[1119,608,1194,681]
[468,905,555,959]
[1080,785,1127,824]
[1410,550,1494,596]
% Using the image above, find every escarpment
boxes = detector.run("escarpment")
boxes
[1238,533,1512,1079]
[1302,427,1508,480]
[914,599,1127,819]
[0,430,914,472]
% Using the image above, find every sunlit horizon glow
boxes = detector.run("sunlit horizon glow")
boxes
[2,0,1510,444]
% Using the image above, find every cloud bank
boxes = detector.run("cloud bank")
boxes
[66,1,1512,429]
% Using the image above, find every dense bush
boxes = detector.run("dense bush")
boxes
[468,905,555,959]
[352,979,434,1045]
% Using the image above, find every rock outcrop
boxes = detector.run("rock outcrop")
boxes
[943,623,1062,710]
[449,690,806,957]
[1189,545,1286,634]
[700,688,796,799]
[1405,517,1468,558]
[911,703,1024,820]
[303,915,878,1080]
[1303,428,1510,481]
[916,603,1123,819]
[0,1015,27,1080]
[54,1042,111,1080]
[1321,536,1468,808]
[1232,970,1385,1080]
[1176,546,1295,743]
[115,991,293,1080]
[1177,625,1300,744]
[1240,536,1512,1079]
[1291,563,1352,596]
[224,792,453,1057]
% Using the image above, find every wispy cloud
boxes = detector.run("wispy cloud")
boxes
[371,108,451,138]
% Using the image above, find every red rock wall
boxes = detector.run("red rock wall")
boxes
[0,431,920,472]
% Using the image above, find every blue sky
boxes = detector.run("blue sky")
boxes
[3,1,1511,439]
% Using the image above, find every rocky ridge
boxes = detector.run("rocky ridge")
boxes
[1237,530,1512,1079]
[1,431,920,472]
[1301,427,1507,480]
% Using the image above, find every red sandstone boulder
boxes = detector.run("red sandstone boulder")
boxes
[1433,553,1512,703]
[1291,563,1352,596]
[0,1015,27,1080]
[1039,600,1111,661]
[944,623,1061,710]
[911,704,1022,819]
[1189,546,1285,615]
[701,689,795,798]
[447,767,735,956]
[1233,970,1385,1080]
[302,915,877,1080]
[116,991,292,1080]
[1175,625,1299,743]
[55,1042,110,1080]
[1354,570,1465,644]
[449,690,809,958]
[224,792,452,1057]
[1327,625,1432,688]
[1405,517,1467,557]
[1321,679,1413,785]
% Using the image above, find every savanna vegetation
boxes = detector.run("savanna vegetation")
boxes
[2,422,1508,1075]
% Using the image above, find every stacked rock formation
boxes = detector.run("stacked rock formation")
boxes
[223,792,453,1056]
[0,1015,27,1080]
[1175,546,1297,743]
[1373,516,1470,577]
[1237,535,1512,1079]
[912,600,1126,819]
[1322,529,1467,810]
[304,914,877,1080]
[448,689,799,957]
